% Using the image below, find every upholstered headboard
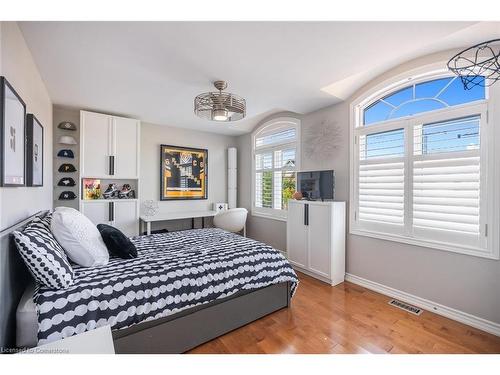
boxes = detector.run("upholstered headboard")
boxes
[0,211,48,350]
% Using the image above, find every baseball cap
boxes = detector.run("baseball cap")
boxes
[59,191,77,200]
[57,149,75,158]
[57,177,76,186]
[58,121,77,131]
[58,163,77,173]
[59,135,77,145]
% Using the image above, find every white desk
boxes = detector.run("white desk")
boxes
[140,210,217,235]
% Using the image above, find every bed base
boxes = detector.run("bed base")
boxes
[113,282,291,354]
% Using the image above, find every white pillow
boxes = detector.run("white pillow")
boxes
[51,207,109,267]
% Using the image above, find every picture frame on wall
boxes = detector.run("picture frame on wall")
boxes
[0,76,26,187]
[26,114,44,187]
[160,144,208,200]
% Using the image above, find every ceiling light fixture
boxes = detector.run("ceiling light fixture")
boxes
[194,81,246,122]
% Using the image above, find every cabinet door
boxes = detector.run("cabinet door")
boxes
[113,117,139,178]
[286,202,308,268]
[114,200,138,237]
[308,204,331,278]
[81,111,112,177]
[81,202,111,226]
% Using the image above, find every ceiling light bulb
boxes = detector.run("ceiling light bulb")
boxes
[213,109,228,121]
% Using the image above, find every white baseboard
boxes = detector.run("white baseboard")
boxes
[345,273,500,337]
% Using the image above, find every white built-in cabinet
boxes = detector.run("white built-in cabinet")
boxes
[79,110,140,237]
[287,200,346,285]
[80,110,140,179]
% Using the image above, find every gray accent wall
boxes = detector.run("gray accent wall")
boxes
[237,50,500,325]
[0,22,53,230]
[140,122,237,232]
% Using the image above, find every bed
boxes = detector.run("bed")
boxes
[0,211,298,354]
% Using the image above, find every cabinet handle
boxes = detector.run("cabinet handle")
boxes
[108,155,115,175]
[304,204,309,226]
[109,202,114,221]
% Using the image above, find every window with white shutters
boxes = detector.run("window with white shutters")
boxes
[253,118,300,220]
[351,72,497,259]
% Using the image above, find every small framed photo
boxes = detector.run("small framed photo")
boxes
[0,76,26,187]
[26,114,44,187]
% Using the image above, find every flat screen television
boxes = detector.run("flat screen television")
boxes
[297,170,335,201]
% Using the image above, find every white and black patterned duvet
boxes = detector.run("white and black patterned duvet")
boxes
[34,228,298,344]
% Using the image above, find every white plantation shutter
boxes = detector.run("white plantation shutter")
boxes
[356,128,405,234]
[410,115,483,247]
[413,156,480,234]
[359,161,405,225]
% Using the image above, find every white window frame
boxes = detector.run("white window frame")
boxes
[252,117,301,221]
[350,68,499,260]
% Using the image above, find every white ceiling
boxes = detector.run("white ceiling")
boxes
[18,21,500,135]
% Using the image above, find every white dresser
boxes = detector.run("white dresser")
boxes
[286,200,346,285]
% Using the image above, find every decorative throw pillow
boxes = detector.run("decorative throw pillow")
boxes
[51,207,109,267]
[97,224,138,259]
[28,212,53,232]
[13,220,74,289]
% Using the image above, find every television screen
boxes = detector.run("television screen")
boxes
[297,170,335,201]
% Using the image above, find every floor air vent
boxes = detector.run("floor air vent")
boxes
[388,299,423,315]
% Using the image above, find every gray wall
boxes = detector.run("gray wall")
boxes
[237,132,287,250]
[140,122,236,232]
[0,22,53,230]
[237,105,349,252]
[237,50,500,324]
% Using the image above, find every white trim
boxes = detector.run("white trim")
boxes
[292,264,333,285]
[251,210,287,222]
[345,273,500,337]
[350,229,498,260]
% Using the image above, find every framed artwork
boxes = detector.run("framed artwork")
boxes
[0,77,26,187]
[160,144,208,200]
[26,114,44,187]
[82,178,101,200]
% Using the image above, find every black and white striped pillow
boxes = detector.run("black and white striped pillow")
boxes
[28,212,53,232]
[13,218,74,289]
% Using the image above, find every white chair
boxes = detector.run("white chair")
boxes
[213,208,248,236]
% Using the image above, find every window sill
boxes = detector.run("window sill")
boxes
[349,228,499,260]
[251,211,287,222]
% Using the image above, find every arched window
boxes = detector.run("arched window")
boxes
[252,117,300,220]
[350,71,497,259]
[363,76,485,125]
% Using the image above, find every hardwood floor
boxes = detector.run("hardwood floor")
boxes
[189,272,500,354]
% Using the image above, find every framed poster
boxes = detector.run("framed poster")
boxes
[26,114,44,187]
[160,144,208,200]
[0,76,26,187]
